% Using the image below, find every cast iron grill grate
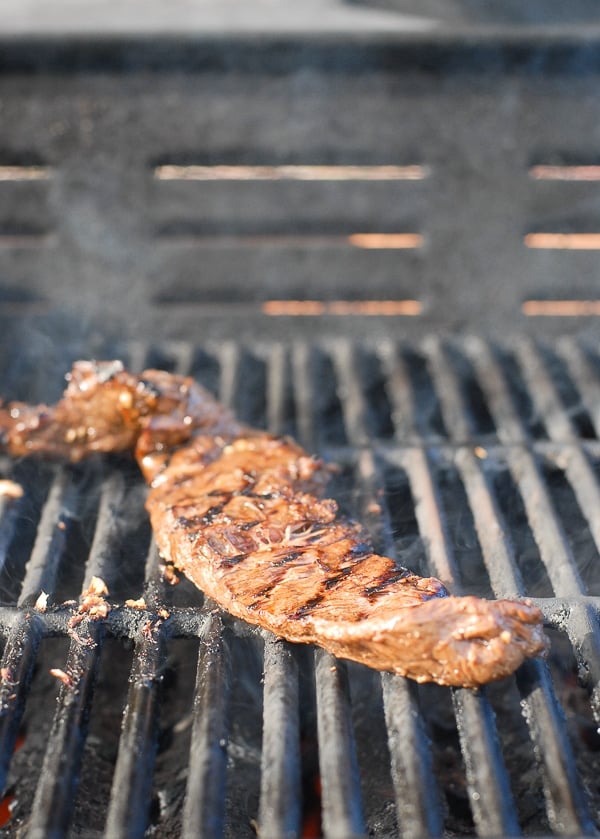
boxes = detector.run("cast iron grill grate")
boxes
[0,336,599,837]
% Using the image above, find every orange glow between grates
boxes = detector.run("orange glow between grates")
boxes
[0,166,51,181]
[262,300,422,316]
[524,233,600,250]
[347,233,423,249]
[158,232,423,249]
[154,164,429,181]
[522,300,600,316]
[529,165,600,181]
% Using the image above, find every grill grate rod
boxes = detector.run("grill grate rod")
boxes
[451,690,520,837]
[0,489,26,585]
[26,622,102,839]
[182,610,232,839]
[17,470,78,607]
[258,637,302,839]
[166,339,236,836]
[104,542,165,838]
[516,659,598,835]
[356,447,444,837]
[565,603,600,721]
[265,342,289,437]
[314,650,366,839]
[0,615,42,797]
[291,343,318,454]
[557,337,600,438]
[380,674,442,838]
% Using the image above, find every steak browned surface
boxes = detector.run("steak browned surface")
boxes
[0,361,548,686]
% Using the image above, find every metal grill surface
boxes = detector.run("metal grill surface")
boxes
[0,336,599,837]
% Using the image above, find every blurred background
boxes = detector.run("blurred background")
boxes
[1,0,600,357]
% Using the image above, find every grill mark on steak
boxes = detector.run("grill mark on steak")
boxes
[0,360,550,687]
[364,567,413,598]
[292,594,326,618]
[271,551,304,567]
[324,565,356,590]
[201,502,228,524]
[219,554,247,568]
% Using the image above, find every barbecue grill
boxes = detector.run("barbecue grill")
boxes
[0,4,600,836]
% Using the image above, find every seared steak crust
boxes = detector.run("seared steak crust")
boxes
[0,361,548,687]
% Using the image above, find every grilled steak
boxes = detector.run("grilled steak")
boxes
[0,360,548,687]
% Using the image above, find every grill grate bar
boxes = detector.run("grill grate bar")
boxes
[357,449,445,836]
[0,492,27,583]
[398,447,459,591]
[556,337,600,439]
[27,623,102,838]
[331,342,371,446]
[258,637,302,839]
[565,603,600,722]
[381,674,443,838]
[254,345,303,838]
[454,440,524,599]
[217,341,241,411]
[499,440,584,598]
[314,650,366,839]
[462,338,527,445]
[84,471,129,588]
[0,615,42,796]
[378,341,427,443]
[0,598,596,640]
[163,340,195,379]
[553,445,600,574]
[514,339,577,442]
[182,611,231,839]
[516,660,596,834]
[104,624,165,838]
[17,470,78,607]
[451,688,520,837]
[265,342,289,437]
[124,340,151,376]
[291,343,316,454]
[423,338,475,443]
[105,542,167,838]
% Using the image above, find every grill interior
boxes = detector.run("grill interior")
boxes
[1,15,600,837]
[0,337,599,837]
[2,32,600,340]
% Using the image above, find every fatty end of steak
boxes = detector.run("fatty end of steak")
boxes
[311,596,548,687]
